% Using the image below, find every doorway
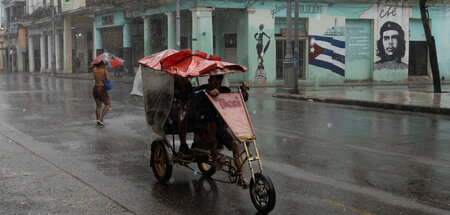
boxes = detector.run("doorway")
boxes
[408,41,428,76]
[224,34,237,63]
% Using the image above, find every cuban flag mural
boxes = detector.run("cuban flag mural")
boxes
[309,35,346,77]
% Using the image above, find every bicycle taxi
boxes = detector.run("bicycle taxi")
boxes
[133,49,276,213]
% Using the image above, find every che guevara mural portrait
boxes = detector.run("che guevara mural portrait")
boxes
[374,21,408,70]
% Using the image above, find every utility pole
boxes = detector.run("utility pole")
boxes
[293,0,299,93]
[283,0,296,93]
[176,0,181,50]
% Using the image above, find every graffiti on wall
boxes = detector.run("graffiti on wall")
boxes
[308,16,346,77]
[270,3,323,19]
[254,24,271,83]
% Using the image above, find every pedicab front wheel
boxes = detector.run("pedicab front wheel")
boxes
[250,173,276,213]
[150,141,173,183]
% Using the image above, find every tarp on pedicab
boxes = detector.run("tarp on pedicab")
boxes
[131,49,179,96]
[159,49,247,78]
[137,49,178,70]
[135,49,248,142]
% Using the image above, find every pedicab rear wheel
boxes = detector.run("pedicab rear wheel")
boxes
[150,141,172,183]
[249,173,276,213]
[197,162,216,177]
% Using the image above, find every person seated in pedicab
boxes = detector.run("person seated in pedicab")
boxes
[190,74,250,186]
[165,75,193,156]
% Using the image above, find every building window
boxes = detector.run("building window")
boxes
[102,15,115,25]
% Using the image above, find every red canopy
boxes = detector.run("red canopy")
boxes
[138,49,247,78]
[137,49,179,70]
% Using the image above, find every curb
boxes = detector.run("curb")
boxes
[273,93,450,116]
[21,72,450,88]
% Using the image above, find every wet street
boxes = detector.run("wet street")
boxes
[1,73,450,215]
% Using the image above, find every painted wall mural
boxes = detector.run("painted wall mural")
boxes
[374,21,408,70]
[361,2,412,75]
[254,24,271,83]
[308,15,346,77]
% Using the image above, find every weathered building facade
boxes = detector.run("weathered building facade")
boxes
[108,0,450,84]
[2,0,450,85]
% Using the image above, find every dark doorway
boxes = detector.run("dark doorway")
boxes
[224,33,237,63]
[34,49,40,72]
[409,41,428,76]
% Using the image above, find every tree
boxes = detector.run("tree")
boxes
[418,0,442,93]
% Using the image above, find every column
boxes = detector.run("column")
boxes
[64,15,72,73]
[55,33,62,71]
[284,1,295,91]
[94,27,103,56]
[17,42,24,72]
[123,19,133,75]
[28,35,35,72]
[47,34,52,69]
[40,33,47,72]
[190,7,214,54]
[144,16,152,56]
[165,12,176,50]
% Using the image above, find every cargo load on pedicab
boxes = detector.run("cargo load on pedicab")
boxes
[132,49,276,213]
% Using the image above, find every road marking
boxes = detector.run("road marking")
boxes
[321,199,373,215]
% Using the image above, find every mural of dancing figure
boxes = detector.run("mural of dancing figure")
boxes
[374,21,408,70]
[254,24,271,82]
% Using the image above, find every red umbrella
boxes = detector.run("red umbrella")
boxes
[90,52,125,68]
[157,49,247,78]
[137,49,179,70]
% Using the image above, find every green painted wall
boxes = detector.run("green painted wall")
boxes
[409,19,426,41]
[373,69,408,81]
[236,10,250,82]
[191,8,214,55]
[345,19,373,80]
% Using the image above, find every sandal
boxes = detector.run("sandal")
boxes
[97,120,105,126]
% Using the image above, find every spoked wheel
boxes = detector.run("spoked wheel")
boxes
[249,173,276,213]
[197,161,216,177]
[150,141,172,183]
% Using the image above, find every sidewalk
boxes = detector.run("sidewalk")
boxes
[35,72,450,116]
[48,72,135,83]
[273,84,450,116]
